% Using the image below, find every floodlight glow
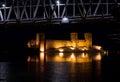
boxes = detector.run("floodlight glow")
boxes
[61,17,69,23]
[56,0,60,5]
[2,4,6,7]
[59,49,64,52]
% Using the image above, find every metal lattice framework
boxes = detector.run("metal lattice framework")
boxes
[0,0,120,24]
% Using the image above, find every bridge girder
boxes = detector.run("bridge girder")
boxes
[0,0,119,24]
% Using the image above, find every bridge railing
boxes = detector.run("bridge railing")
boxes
[0,0,119,24]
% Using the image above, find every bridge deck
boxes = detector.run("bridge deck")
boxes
[0,0,119,24]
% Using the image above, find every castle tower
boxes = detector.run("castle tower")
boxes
[70,32,78,47]
[84,33,92,48]
[36,33,40,48]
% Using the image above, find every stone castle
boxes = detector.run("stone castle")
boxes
[27,32,95,52]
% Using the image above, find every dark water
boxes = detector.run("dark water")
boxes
[0,52,120,82]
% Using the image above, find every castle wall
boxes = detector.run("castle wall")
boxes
[27,32,93,51]
[70,32,78,47]
[77,40,86,47]
[46,40,72,49]
[46,39,89,50]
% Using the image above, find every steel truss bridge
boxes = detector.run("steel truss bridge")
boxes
[0,0,120,24]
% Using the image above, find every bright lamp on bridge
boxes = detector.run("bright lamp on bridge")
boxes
[61,17,69,23]
[56,0,60,5]
[2,3,6,7]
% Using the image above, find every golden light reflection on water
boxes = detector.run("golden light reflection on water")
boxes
[59,52,64,57]
[27,56,31,62]
[69,53,76,62]
[82,53,85,58]
[26,52,103,82]
[27,52,103,63]
[71,53,75,59]
[93,53,102,61]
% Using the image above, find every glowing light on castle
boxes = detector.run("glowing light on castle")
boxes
[27,32,104,53]
[59,49,64,52]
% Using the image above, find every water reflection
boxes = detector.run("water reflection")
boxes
[26,52,103,82]
[27,52,102,63]
[1,52,120,82]
[0,62,9,82]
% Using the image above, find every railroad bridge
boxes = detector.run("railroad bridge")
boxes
[0,0,120,24]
